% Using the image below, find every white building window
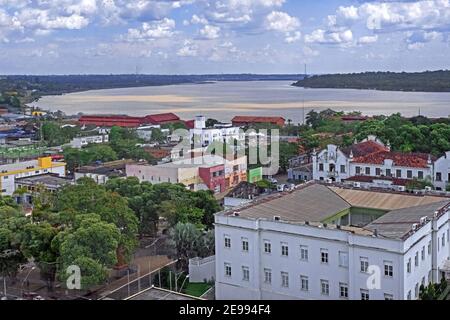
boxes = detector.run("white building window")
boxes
[320,280,329,296]
[384,261,393,277]
[442,234,446,247]
[225,263,232,277]
[264,240,271,254]
[281,242,289,257]
[415,283,419,298]
[407,258,411,273]
[281,272,289,288]
[242,266,250,281]
[224,235,231,248]
[360,289,370,300]
[428,241,432,255]
[421,246,425,261]
[300,276,309,291]
[300,245,308,261]
[384,293,394,300]
[360,257,369,273]
[339,251,348,268]
[339,283,348,298]
[242,238,249,252]
[264,269,272,284]
[414,252,419,267]
[407,291,412,300]
[321,249,329,264]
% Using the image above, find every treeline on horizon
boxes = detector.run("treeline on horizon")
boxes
[293,70,450,92]
[0,74,304,97]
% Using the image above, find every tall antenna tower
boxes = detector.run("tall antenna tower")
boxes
[302,63,308,124]
[135,64,142,84]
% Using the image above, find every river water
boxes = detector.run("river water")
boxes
[30,81,450,123]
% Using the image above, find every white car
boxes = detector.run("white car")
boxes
[269,177,278,184]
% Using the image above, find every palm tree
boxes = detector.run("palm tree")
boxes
[169,223,201,271]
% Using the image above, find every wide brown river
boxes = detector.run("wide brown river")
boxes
[30,81,450,123]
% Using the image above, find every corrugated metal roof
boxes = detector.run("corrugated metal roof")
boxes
[365,201,449,239]
[329,187,444,211]
[235,184,351,222]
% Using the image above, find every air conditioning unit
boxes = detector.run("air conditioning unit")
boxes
[412,223,419,231]
[424,186,432,192]
[326,178,333,184]
[420,216,428,224]
[273,216,281,221]
[353,182,361,188]
[398,186,406,192]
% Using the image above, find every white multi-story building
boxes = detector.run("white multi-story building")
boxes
[433,151,450,191]
[214,183,450,300]
[70,134,109,149]
[312,135,449,191]
[190,116,244,148]
[0,157,66,195]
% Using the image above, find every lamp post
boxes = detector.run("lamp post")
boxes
[21,266,35,296]
[178,275,189,293]
[2,276,7,299]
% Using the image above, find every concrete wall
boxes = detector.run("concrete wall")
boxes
[189,256,216,283]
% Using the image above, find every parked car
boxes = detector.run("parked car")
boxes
[269,177,278,184]
[287,183,296,191]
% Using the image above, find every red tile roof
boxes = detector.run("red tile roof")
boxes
[184,120,195,129]
[353,151,432,168]
[232,116,285,126]
[342,140,389,158]
[78,115,145,127]
[145,113,180,124]
[79,113,181,127]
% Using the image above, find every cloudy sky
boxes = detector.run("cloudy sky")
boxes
[0,0,449,74]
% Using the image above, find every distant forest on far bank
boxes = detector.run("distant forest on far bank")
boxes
[292,70,450,92]
[0,74,304,97]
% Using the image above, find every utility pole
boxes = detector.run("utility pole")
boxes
[3,277,7,298]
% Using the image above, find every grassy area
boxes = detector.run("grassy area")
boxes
[183,282,212,297]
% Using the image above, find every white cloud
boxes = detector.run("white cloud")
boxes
[18,9,90,30]
[265,11,300,32]
[15,37,35,43]
[199,24,220,39]
[303,46,319,57]
[407,42,425,50]
[125,18,176,41]
[265,11,301,43]
[191,14,208,25]
[285,31,301,43]
[305,28,353,45]
[177,40,198,56]
[337,5,359,20]
[358,34,378,44]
